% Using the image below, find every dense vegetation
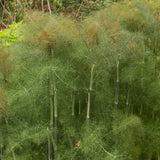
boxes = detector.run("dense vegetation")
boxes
[0,0,160,160]
[0,0,107,29]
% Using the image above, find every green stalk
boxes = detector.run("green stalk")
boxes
[86,64,95,125]
[48,135,51,160]
[85,64,95,160]
[115,60,119,110]
[79,99,81,115]
[125,91,129,115]
[71,90,75,126]
[132,106,134,114]
[1,144,3,160]
[47,128,57,151]
[47,71,52,160]
[49,82,54,160]
[140,59,144,116]
[113,60,119,147]
[50,84,54,127]
[54,83,57,160]
[140,105,143,116]
[12,150,16,160]
[47,127,57,160]
[152,111,155,119]
[71,90,75,159]
[158,152,160,160]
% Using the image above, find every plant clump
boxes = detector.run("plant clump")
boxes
[0,1,160,160]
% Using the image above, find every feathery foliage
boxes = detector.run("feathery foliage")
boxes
[0,0,160,159]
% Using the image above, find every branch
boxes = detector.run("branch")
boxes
[75,0,85,20]
[47,0,51,15]
[14,0,17,22]
[41,0,44,13]
[0,0,6,26]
